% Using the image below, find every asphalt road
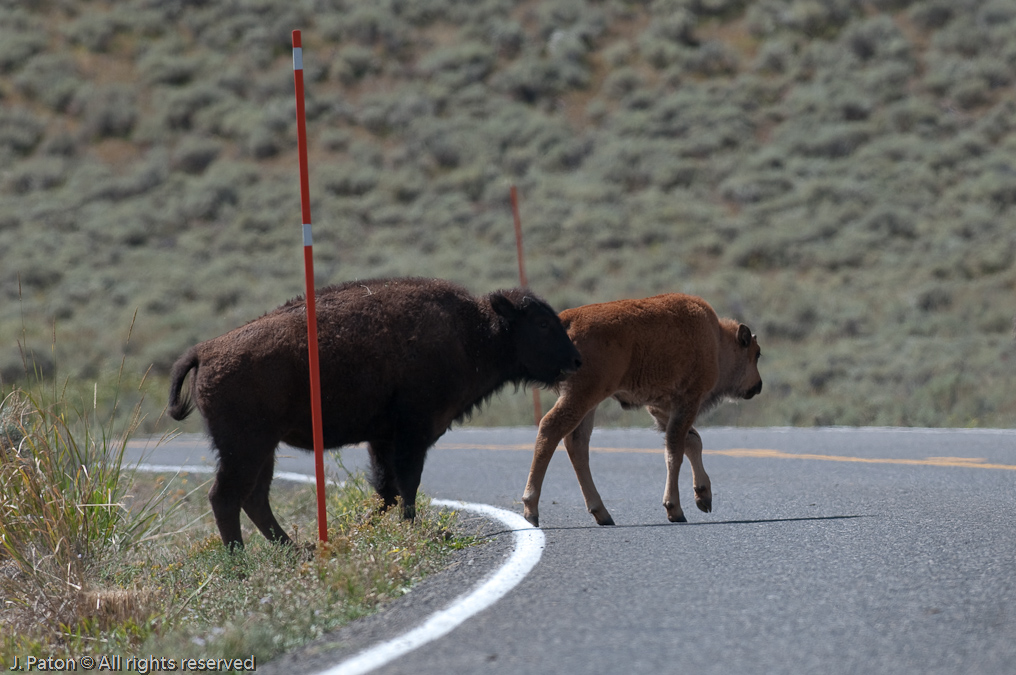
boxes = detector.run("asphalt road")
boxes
[130,426,1016,675]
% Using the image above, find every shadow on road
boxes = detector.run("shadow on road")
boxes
[480,514,872,538]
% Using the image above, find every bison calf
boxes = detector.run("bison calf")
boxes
[522,293,762,527]
[168,277,581,548]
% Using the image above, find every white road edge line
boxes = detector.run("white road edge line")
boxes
[132,463,545,675]
[133,464,339,486]
[320,499,543,675]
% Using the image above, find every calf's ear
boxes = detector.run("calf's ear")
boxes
[490,292,519,320]
[737,324,753,348]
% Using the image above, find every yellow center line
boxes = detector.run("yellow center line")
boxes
[704,448,1016,470]
[434,443,1016,471]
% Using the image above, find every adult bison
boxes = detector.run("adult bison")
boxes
[168,277,581,548]
[521,293,762,527]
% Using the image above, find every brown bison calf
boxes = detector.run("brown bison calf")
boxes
[522,293,762,527]
[168,277,581,548]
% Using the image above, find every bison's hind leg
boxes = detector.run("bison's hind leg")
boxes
[242,453,293,545]
[208,428,284,549]
[208,469,246,550]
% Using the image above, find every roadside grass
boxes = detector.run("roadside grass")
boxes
[0,385,477,669]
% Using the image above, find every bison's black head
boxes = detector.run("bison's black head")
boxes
[490,289,582,386]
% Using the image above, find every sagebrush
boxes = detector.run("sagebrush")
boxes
[1,0,1015,428]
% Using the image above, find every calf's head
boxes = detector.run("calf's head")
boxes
[490,290,582,386]
[733,324,763,399]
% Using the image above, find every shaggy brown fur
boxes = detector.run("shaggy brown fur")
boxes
[168,277,581,548]
[522,293,762,527]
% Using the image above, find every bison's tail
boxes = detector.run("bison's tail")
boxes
[167,347,199,421]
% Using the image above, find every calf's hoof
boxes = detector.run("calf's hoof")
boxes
[523,510,540,527]
[694,486,712,513]
[664,502,687,523]
[592,508,615,526]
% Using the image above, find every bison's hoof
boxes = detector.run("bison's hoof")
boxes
[667,512,688,523]
[695,497,712,514]
[523,511,540,528]
[594,512,615,526]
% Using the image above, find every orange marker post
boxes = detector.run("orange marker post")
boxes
[292,30,328,544]
[510,185,543,426]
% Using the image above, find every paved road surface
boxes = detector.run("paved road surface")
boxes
[129,427,1016,674]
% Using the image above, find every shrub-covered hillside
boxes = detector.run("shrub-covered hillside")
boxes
[1,0,1015,427]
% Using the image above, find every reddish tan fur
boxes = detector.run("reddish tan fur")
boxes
[522,293,763,527]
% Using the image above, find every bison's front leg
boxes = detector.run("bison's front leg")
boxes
[372,435,428,521]
[393,436,431,521]
[368,441,401,514]
[661,412,696,523]
[684,427,712,514]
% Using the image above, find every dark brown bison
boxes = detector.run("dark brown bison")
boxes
[168,277,581,548]
[522,293,762,527]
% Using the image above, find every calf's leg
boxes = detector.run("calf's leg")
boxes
[684,427,712,513]
[563,410,614,525]
[661,412,696,523]
[523,393,598,527]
